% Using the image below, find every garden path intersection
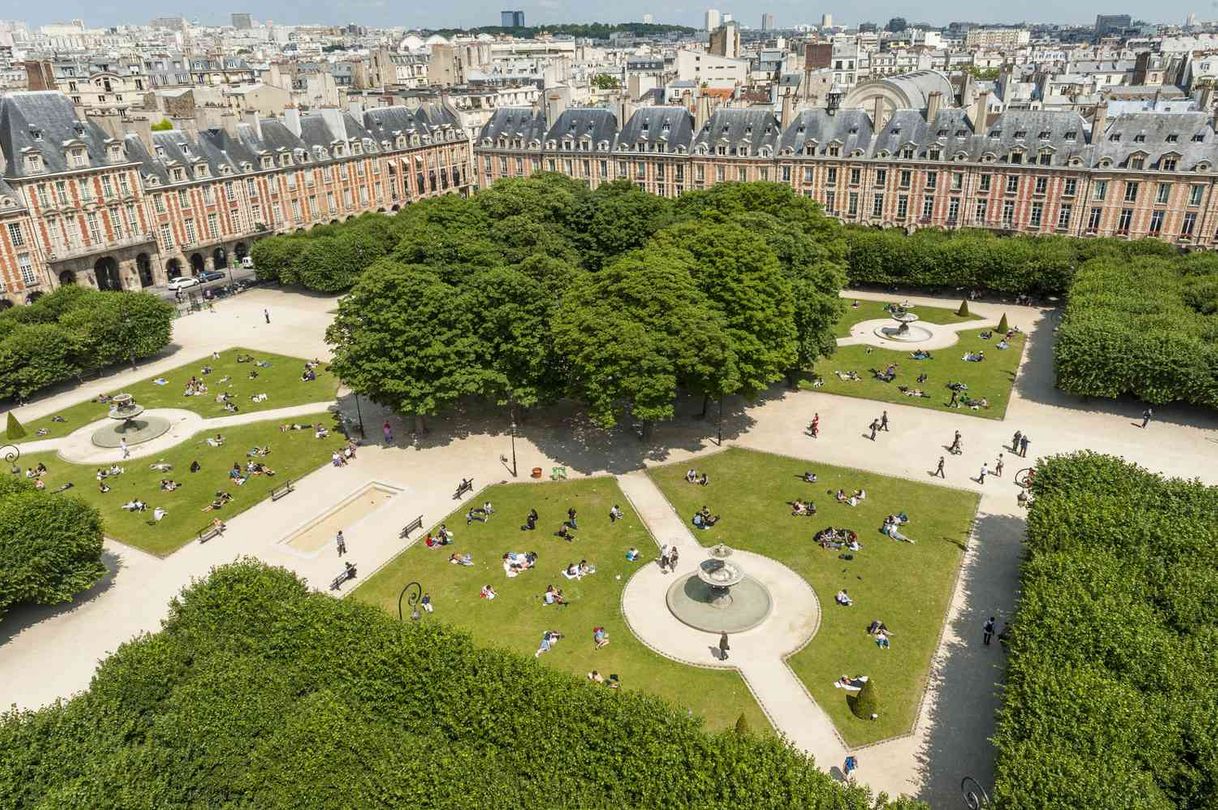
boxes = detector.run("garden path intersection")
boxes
[1,287,1215,806]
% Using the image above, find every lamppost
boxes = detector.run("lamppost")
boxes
[717,397,724,447]
[397,580,423,622]
[509,418,518,477]
[353,392,366,438]
[1,444,19,475]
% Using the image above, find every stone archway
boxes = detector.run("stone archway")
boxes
[0,300,12,311]
[25,291,43,304]
[59,269,77,286]
[136,253,154,287]
[166,258,182,280]
[213,246,228,270]
[234,242,249,260]
[94,257,122,291]
[189,253,205,276]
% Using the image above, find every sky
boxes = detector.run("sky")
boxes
[15,0,1210,30]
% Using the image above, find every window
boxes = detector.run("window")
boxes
[153,195,165,213]
[1039,151,1052,166]
[948,197,960,223]
[1005,176,1019,194]
[979,174,991,192]
[951,172,963,191]
[925,171,938,189]
[1157,183,1170,204]
[1002,201,1014,228]
[975,199,988,222]
[1190,185,1204,206]
[897,195,908,218]
[86,212,102,243]
[1057,204,1072,230]
[178,189,191,209]
[1129,156,1145,170]
[1064,178,1077,196]
[899,170,911,188]
[872,194,884,217]
[1161,157,1177,171]
[827,167,838,184]
[825,191,836,212]
[184,218,197,243]
[55,181,69,205]
[1093,180,1108,201]
[159,223,173,250]
[207,213,219,239]
[1035,177,1048,194]
[1087,208,1102,232]
[6,223,24,247]
[921,197,934,219]
[1133,134,1145,143]
[848,192,859,216]
[1149,210,1164,234]
[1117,208,1132,233]
[849,168,861,185]
[1030,202,1043,228]
[1124,182,1139,202]
[1182,212,1197,236]
[803,167,813,183]
[875,169,887,186]
[17,254,35,286]
[100,175,114,198]
[109,207,124,239]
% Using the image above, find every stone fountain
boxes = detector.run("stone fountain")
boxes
[90,393,171,448]
[666,543,773,633]
[873,306,934,343]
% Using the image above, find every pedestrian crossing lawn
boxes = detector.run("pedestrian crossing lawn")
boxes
[352,477,770,735]
[650,447,978,747]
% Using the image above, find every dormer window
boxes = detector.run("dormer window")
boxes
[1014,130,1027,139]
[955,129,969,137]
[928,148,941,160]
[1109,133,1121,142]
[1064,130,1077,140]
[29,128,42,141]
[1129,156,1145,170]
[989,130,1001,138]
[1192,133,1205,142]
[937,128,948,136]
[1037,131,1050,139]
[1162,156,1178,171]
[1166,134,1179,143]
[901,146,915,159]
[1133,133,1145,143]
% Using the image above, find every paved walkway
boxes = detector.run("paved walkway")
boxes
[1,286,1216,806]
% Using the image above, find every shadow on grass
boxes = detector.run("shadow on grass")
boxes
[0,548,124,648]
[913,510,1026,807]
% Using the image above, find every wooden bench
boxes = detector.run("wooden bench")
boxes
[452,478,473,499]
[270,480,295,501]
[197,522,225,543]
[330,564,357,591]
[399,515,424,539]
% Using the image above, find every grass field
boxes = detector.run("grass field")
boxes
[352,477,770,734]
[650,448,977,747]
[20,413,339,555]
[834,299,981,338]
[11,348,338,444]
[809,327,1026,419]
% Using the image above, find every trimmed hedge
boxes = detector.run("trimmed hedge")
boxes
[1054,254,1218,408]
[993,453,1218,809]
[0,560,924,808]
[0,476,105,619]
[843,227,1178,296]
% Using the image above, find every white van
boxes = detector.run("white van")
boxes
[240,256,254,269]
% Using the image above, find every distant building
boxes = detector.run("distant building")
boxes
[231,13,252,29]
[148,16,187,31]
[709,21,741,59]
[705,9,721,32]
[820,13,833,28]
[761,13,775,31]
[642,13,654,24]
[500,10,525,28]
[963,28,1031,49]
[1094,14,1132,36]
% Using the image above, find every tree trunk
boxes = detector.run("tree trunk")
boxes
[698,394,710,419]
[413,413,429,434]
[785,369,800,389]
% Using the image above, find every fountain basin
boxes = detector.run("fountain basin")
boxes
[666,573,773,633]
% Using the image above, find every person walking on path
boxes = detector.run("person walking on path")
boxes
[879,410,889,431]
[808,413,819,438]
[978,463,989,485]
[1011,430,1022,452]
[983,616,996,646]
[844,755,858,781]
[382,420,393,444]
[868,419,879,441]
[948,430,962,455]
[659,544,670,573]
[120,438,130,459]
[1140,407,1154,429]
[1019,435,1030,457]
[718,631,730,661]
[995,453,1004,478]
[263,308,271,324]
[668,546,679,571]
[933,456,946,478]
[335,530,347,556]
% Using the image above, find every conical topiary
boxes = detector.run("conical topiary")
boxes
[734,713,751,736]
[997,313,1009,333]
[849,679,879,720]
[5,412,26,440]
[956,299,970,317]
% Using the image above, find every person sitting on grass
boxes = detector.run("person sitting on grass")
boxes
[236,353,254,364]
[160,479,180,492]
[246,446,270,458]
[593,626,610,648]
[698,473,709,487]
[835,489,848,503]
[96,479,110,493]
[867,620,889,636]
[875,629,891,649]
[835,370,861,381]
[281,423,310,432]
[534,630,561,657]
[245,461,275,476]
[202,492,232,512]
[300,367,316,383]
[911,349,932,360]
[480,584,497,600]
[685,468,698,483]
[588,670,604,684]
[314,424,329,439]
[152,506,168,522]
[564,562,582,579]
[149,460,173,472]
[228,463,247,486]
[802,471,818,483]
[578,559,596,577]
[791,499,817,516]
[123,499,147,512]
[881,514,914,543]
[835,589,853,606]
[543,585,568,606]
[449,552,474,566]
[555,525,574,542]
[962,351,985,362]
[847,489,866,507]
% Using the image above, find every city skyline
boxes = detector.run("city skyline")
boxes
[8,2,1207,30]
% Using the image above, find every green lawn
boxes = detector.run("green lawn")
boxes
[808,327,1026,419]
[11,348,338,444]
[20,413,339,556]
[352,477,770,735]
[650,448,978,747]
[834,299,980,338]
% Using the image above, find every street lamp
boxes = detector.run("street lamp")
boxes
[397,580,423,622]
[1,444,20,475]
[717,397,724,447]
[353,392,366,438]
[509,418,518,478]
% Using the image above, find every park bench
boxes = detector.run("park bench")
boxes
[330,563,357,591]
[452,477,473,499]
[270,480,295,501]
[399,515,424,539]
[197,522,225,543]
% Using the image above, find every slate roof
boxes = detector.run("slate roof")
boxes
[0,92,126,180]
[693,108,784,154]
[545,108,619,147]
[617,106,695,152]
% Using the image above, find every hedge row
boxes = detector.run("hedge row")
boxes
[1054,253,1218,408]
[250,212,400,292]
[0,476,105,620]
[0,286,174,402]
[0,560,924,808]
[993,453,1218,809]
[843,227,1178,296]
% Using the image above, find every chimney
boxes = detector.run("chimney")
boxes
[871,96,885,130]
[241,109,262,140]
[926,90,943,124]
[695,92,713,129]
[781,89,795,128]
[319,107,345,141]
[1199,84,1214,115]
[1090,102,1107,144]
[283,106,301,137]
[971,91,989,132]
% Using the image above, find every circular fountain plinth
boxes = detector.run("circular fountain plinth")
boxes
[666,572,773,633]
[90,415,172,448]
[873,322,935,342]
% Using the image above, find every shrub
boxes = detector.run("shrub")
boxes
[849,679,878,719]
[5,413,24,440]
[956,299,969,317]
[993,453,1218,809]
[996,313,1009,333]
[734,713,751,736]
[0,560,915,808]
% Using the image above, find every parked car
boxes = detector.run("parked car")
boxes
[166,276,201,291]
[198,269,225,282]
[240,256,254,269]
